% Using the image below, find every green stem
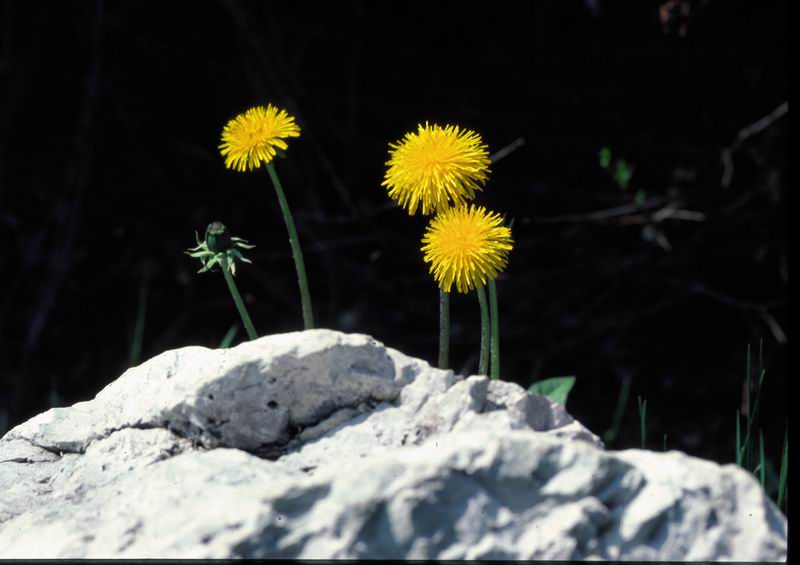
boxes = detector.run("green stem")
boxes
[604,373,632,446]
[736,409,742,466]
[266,163,315,330]
[221,257,258,341]
[638,396,647,450]
[476,285,490,376]
[218,323,240,349]
[488,278,500,380]
[777,423,788,512]
[129,273,148,367]
[438,289,450,370]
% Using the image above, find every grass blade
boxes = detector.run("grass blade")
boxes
[129,276,148,367]
[745,343,752,472]
[735,409,742,466]
[758,430,766,488]
[219,323,240,349]
[740,341,768,474]
[604,374,632,447]
[777,424,788,512]
[637,395,647,450]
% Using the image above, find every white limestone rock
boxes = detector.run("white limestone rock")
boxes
[0,329,787,560]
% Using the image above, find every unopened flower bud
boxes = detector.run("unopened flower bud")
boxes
[205,221,232,253]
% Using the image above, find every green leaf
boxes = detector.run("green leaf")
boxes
[528,376,576,407]
[232,237,256,249]
[614,159,634,190]
[206,256,221,271]
[599,147,612,169]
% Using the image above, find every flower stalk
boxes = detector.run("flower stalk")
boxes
[266,163,315,330]
[221,256,258,341]
[438,289,450,370]
[477,285,490,376]
[488,278,500,380]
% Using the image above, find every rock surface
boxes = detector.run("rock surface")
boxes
[0,329,788,560]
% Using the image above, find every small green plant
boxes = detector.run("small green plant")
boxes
[614,159,634,191]
[734,340,788,513]
[598,146,645,206]
[610,341,788,512]
[186,221,258,341]
[598,146,612,169]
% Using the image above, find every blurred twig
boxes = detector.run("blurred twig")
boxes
[721,101,788,188]
[532,194,704,233]
[667,279,787,345]
[615,203,706,225]
[532,196,669,224]
[490,137,525,164]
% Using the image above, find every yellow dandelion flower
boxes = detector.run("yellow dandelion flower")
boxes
[219,104,301,172]
[422,204,513,294]
[382,122,491,215]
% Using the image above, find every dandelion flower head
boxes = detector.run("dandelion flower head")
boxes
[382,122,491,215]
[422,204,513,294]
[219,104,301,172]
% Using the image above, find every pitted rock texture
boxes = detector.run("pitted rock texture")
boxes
[0,329,787,560]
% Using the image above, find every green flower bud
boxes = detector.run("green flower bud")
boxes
[205,221,232,253]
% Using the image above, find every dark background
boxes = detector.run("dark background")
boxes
[0,0,788,486]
